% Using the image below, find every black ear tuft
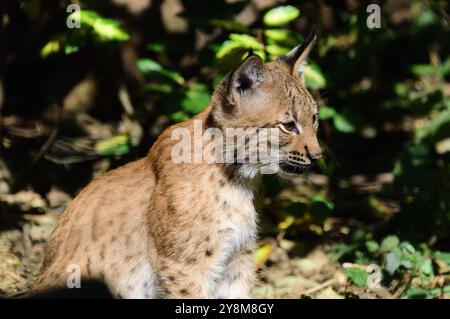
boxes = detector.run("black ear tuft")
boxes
[277,25,317,77]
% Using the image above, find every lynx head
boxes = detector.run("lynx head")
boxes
[211,30,322,178]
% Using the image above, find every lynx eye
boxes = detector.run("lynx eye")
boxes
[281,121,299,133]
[312,113,318,124]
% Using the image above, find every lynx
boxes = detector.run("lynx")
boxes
[31,32,322,298]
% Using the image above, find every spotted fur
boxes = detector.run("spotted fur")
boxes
[30,36,321,298]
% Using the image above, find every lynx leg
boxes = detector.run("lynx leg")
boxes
[106,261,159,299]
[214,251,254,299]
[158,258,213,298]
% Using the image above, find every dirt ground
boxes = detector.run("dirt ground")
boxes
[0,190,393,299]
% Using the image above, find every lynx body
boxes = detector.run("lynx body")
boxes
[31,34,321,298]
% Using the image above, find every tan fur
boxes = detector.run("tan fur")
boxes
[31,40,321,298]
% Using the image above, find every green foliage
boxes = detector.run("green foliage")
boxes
[77,10,129,41]
[263,6,300,27]
[330,232,450,298]
[411,58,450,77]
[345,267,369,287]
[303,63,326,90]
[138,58,185,85]
[95,135,130,156]
[213,4,326,91]
[214,34,264,70]
[319,107,362,133]
[41,10,129,58]
[405,287,449,299]
[181,83,210,115]
[310,194,334,220]
[264,29,302,48]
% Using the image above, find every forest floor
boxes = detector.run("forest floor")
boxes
[0,190,394,299]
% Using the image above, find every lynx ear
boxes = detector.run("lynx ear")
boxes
[277,26,317,79]
[229,54,269,99]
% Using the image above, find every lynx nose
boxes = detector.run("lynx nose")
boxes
[305,144,322,162]
[303,130,322,162]
[307,151,322,161]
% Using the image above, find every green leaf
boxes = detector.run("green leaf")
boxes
[444,285,450,297]
[380,235,400,252]
[157,69,185,85]
[137,58,184,85]
[400,259,413,269]
[311,194,334,220]
[435,251,450,265]
[95,135,130,156]
[265,44,289,57]
[345,267,369,287]
[212,74,225,88]
[181,83,210,114]
[41,39,82,58]
[319,106,336,120]
[437,58,450,76]
[215,34,265,67]
[406,286,441,299]
[170,111,190,122]
[385,250,402,274]
[137,58,163,72]
[146,43,166,53]
[312,194,334,210]
[351,228,367,243]
[333,113,356,133]
[419,258,433,276]
[263,5,300,27]
[210,19,249,33]
[416,110,450,143]
[304,64,326,89]
[64,44,79,55]
[399,242,416,255]
[40,11,129,58]
[40,38,63,58]
[264,29,302,47]
[215,40,245,60]
[91,20,129,41]
[365,240,380,253]
[78,10,129,41]
[229,34,263,50]
[414,8,439,28]
[411,64,436,76]
[143,83,174,94]
[394,83,408,97]
[405,287,429,298]
[411,59,450,77]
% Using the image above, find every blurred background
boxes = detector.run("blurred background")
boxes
[0,0,449,298]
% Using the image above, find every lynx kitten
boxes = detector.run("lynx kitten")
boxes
[31,32,321,298]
